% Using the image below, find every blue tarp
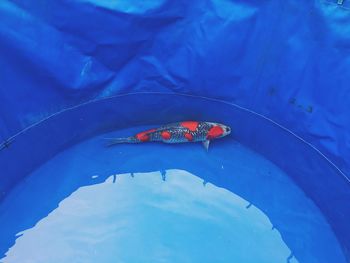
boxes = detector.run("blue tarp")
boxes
[1,0,350,260]
[1,0,350,176]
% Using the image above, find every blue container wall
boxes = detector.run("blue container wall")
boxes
[1,0,350,258]
[1,0,350,176]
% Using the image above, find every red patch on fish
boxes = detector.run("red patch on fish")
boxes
[207,125,224,140]
[180,121,199,132]
[136,129,156,142]
[184,132,193,141]
[161,131,171,140]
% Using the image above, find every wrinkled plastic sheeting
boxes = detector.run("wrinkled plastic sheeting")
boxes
[1,0,350,177]
[0,0,350,174]
[1,1,350,196]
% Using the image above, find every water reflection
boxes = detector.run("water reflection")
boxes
[0,132,345,263]
[2,170,297,263]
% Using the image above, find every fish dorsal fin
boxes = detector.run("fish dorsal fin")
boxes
[202,140,210,151]
[157,125,186,132]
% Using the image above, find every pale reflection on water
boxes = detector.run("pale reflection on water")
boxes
[3,170,297,263]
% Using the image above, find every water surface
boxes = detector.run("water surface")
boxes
[0,127,346,263]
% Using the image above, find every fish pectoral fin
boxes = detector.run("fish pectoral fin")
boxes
[202,140,210,151]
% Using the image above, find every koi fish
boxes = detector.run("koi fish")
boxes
[107,121,231,150]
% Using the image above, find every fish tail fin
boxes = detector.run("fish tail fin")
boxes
[104,137,138,147]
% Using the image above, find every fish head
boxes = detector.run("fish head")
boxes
[206,122,231,139]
